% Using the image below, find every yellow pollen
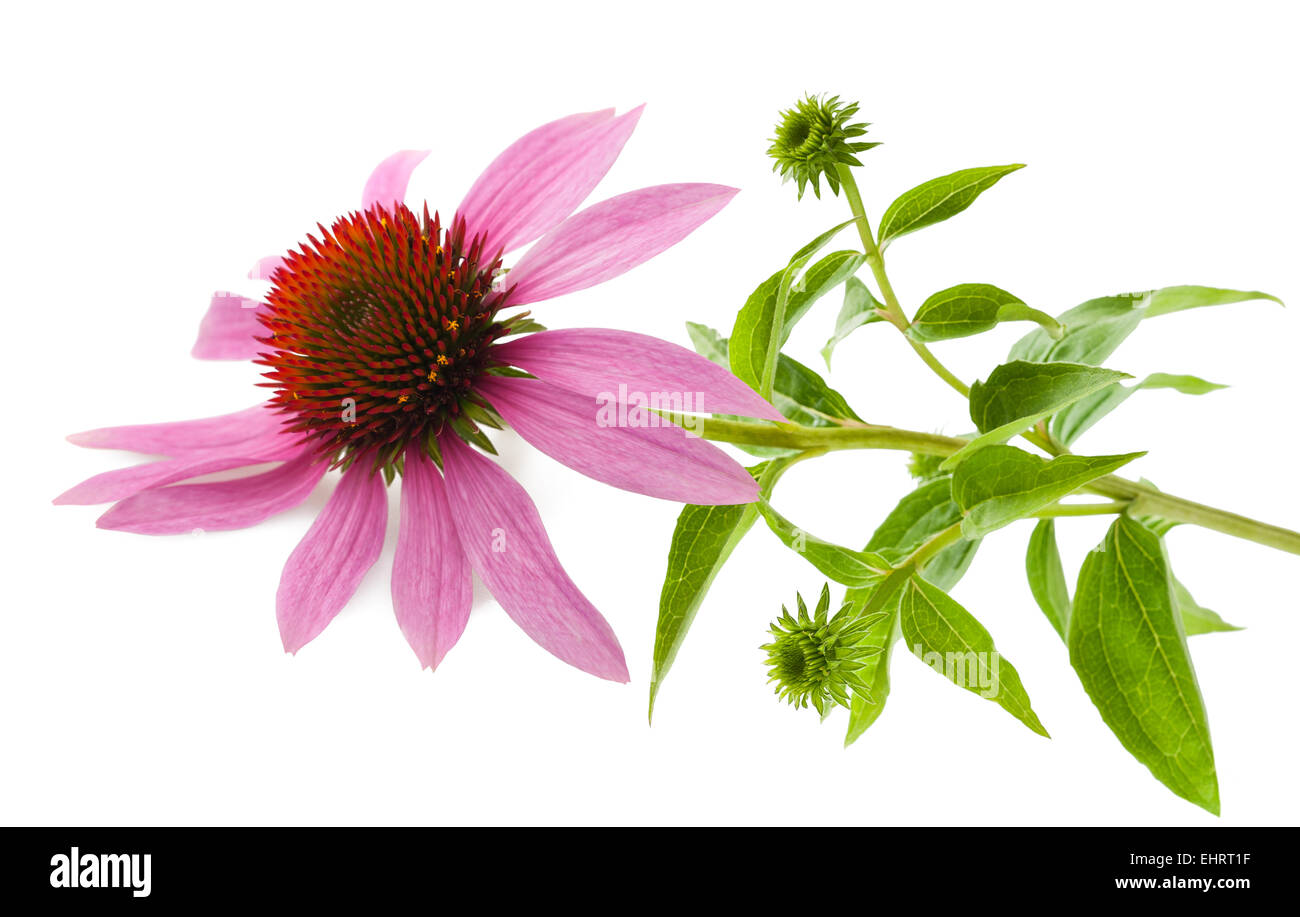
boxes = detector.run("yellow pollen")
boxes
[436,355,449,365]
[398,393,409,404]
[426,368,439,382]
[447,320,459,331]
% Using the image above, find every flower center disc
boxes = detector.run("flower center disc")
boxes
[257,204,505,467]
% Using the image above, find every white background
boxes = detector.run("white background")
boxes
[4,0,1298,826]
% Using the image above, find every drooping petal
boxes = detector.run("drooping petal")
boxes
[495,328,785,422]
[361,149,430,212]
[456,107,641,255]
[248,255,285,281]
[277,463,389,654]
[192,291,267,360]
[67,403,286,457]
[438,433,628,682]
[476,376,758,506]
[55,440,301,506]
[391,447,472,669]
[504,183,738,305]
[96,451,327,535]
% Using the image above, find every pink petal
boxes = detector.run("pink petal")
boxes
[96,452,327,535]
[192,291,267,360]
[362,149,430,212]
[66,403,288,457]
[504,183,738,305]
[248,255,285,281]
[277,463,389,654]
[438,433,628,682]
[55,443,301,506]
[456,107,641,255]
[476,376,757,505]
[495,328,785,422]
[391,447,472,669]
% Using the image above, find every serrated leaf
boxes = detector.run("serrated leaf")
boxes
[1069,516,1219,813]
[730,228,865,391]
[1010,286,1282,365]
[900,575,1049,736]
[650,459,795,717]
[822,276,885,368]
[908,283,1062,343]
[865,476,980,591]
[941,361,1131,469]
[757,500,891,588]
[1050,373,1227,446]
[1026,519,1071,638]
[952,445,1143,538]
[877,164,1025,250]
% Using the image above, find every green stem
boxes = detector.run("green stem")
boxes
[851,521,965,621]
[757,270,797,402]
[693,416,1300,556]
[1033,500,1130,518]
[1085,475,1300,555]
[904,520,966,568]
[836,164,971,398]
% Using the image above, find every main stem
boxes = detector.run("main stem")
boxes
[695,416,1300,556]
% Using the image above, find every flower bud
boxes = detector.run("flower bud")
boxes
[761,583,886,715]
[768,94,879,199]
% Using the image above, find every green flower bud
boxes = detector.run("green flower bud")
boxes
[761,584,887,716]
[768,94,879,199]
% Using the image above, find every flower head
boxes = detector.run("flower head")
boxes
[58,107,786,681]
[762,584,886,714]
[768,94,878,199]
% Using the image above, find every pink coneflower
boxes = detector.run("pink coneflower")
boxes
[57,107,781,681]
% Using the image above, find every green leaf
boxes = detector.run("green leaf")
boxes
[900,575,1049,736]
[649,502,756,718]
[865,476,980,591]
[941,361,1131,469]
[1069,516,1219,813]
[970,361,1132,436]
[1026,519,1070,638]
[1010,286,1282,366]
[952,445,1144,538]
[1174,578,1242,636]
[685,321,728,364]
[729,233,865,390]
[908,283,1063,343]
[1144,285,1283,318]
[1050,373,1227,446]
[822,276,885,368]
[649,458,795,717]
[687,323,862,430]
[877,164,1025,250]
[774,354,864,425]
[757,500,891,588]
[843,592,901,746]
